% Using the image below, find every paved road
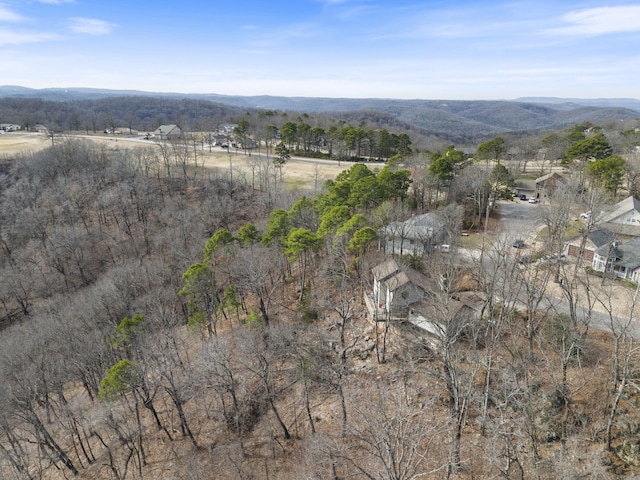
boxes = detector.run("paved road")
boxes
[469,200,639,338]
[495,198,542,246]
[541,291,640,338]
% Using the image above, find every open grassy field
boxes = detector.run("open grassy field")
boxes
[0,132,351,189]
[0,132,50,155]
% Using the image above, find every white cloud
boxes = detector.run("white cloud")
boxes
[545,5,640,36]
[0,28,59,46]
[0,4,27,22]
[37,0,75,4]
[68,17,115,35]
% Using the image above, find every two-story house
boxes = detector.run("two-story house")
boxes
[379,213,446,257]
[591,237,640,282]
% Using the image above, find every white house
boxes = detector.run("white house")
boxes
[600,196,640,236]
[105,127,138,136]
[380,213,446,256]
[592,237,640,282]
[219,124,238,134]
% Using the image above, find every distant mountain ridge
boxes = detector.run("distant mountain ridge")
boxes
[1,86,639,142]
[515,96,640,111]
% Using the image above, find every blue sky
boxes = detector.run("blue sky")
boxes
[1,0,639,100]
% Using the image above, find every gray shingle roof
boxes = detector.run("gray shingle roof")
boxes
[380,213,445,241]
[535,172,564,184]
[618,238,640,269]
[601,196,640,224]
[372,258,437,294]
[588,229,615,248]
[596,237,640,265]
[372,258,401,282]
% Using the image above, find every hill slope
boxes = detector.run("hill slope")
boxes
[1,86,639,142]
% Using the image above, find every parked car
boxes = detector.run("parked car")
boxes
[518,254,534,264]
[520,194,527,201]
[512,239,525,249]
[528,197,537,204]
[580,211,591,218]
[535,253,566,265]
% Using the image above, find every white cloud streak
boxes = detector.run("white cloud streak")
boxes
[0,28,59,46]
[68,17,115,35]
[0,4,27,22]
[545,5,640,36]
[36,0,75,4]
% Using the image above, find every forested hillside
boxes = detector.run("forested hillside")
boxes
[2,133,640,479]
[0,97,246,133]
[2,87,639,144]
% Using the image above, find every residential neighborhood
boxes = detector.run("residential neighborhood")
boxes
[2,91,640,479]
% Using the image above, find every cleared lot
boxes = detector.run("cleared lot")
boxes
[0,132,49,155]
[0,132,351,189]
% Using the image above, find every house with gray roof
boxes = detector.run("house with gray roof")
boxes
[365,258,481,347]
[591,237,640,282]
[534,172,565,202]
[153,124,183,140]
[369,258,437,320]
[380,213,446,256]
[564,228,615,262]
[600,196,640,236]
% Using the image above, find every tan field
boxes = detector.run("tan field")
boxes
[0,132,353,189]
[0,132,50,154]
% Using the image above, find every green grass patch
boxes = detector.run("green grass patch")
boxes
[283,177,310,190]
[536,220,583,243]
[564,220,583,238]
[460,232,499,250]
